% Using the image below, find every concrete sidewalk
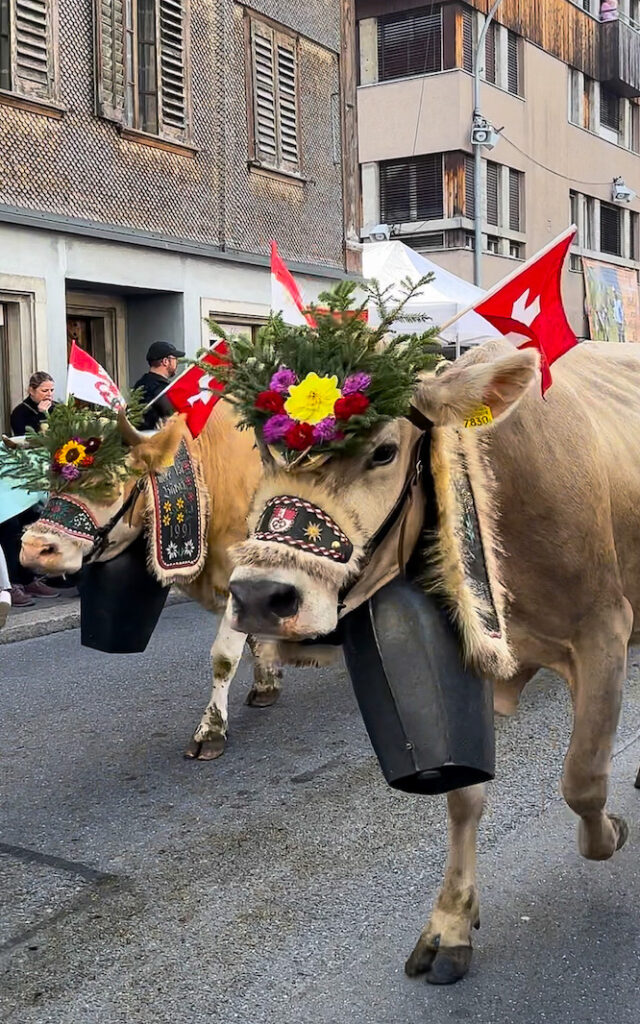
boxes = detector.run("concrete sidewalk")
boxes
[0,589,190,645]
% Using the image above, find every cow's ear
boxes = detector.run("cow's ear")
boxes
[131,415,188,473]
[413,349,538,426]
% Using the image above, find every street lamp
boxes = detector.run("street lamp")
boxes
[472,0,505,287]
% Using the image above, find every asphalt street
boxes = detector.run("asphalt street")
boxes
[1,601,639,1024]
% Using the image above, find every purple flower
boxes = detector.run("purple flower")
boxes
[342,372,372,396]
[269,366,298,393]
[262,414,295,443]
[61,464,81,481]
[312,417,340,443]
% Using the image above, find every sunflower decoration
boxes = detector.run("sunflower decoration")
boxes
[199,278,442,466]
[0,392,144,501]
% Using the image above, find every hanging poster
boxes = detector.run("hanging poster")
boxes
[582,258,640,343]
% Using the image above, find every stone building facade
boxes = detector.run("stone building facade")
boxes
[0,0,359,430]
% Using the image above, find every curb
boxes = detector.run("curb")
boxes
[0,590,191,646]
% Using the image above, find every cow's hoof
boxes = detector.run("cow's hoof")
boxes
[610,814,629,850]
[245,686,281,708]
[405,940,472,985]
[184,734,226,760]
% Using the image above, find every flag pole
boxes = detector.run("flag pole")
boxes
[436,225,577,336]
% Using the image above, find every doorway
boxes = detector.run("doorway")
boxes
[66,293,127,389]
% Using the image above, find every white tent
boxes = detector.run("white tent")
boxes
[362,240,500,348]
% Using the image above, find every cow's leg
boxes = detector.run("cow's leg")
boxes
[406,783,485,985]
[561,602,632,860]
[245,636,283,708]
[185,611,247,761]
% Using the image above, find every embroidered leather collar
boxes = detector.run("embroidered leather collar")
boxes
[254,496,353,564]
[40,494,102,543]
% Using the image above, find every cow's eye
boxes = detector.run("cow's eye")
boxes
[368,443,398,468]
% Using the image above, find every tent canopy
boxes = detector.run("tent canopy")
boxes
[362,241,500,345]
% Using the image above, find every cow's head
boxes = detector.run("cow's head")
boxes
[20,414,190,576]
[229,347,537,640]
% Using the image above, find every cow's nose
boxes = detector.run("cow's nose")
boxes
[229,579,300,632]
[20,538,60,566]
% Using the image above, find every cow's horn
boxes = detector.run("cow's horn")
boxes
[116,408,146,446]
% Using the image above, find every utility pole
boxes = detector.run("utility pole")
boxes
[472,0,504,287]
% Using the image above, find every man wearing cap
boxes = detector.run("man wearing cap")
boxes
[134,341,185,430]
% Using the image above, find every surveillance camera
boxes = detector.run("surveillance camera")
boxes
[612,178,636,203]
[367,223,391,242]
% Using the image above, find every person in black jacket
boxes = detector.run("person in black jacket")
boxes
[4,371,60,604]
[133,341,185,431]
[10,371,57,435]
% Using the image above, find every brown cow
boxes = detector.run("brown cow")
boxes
[19,404,277,760]
[226,339,639,983]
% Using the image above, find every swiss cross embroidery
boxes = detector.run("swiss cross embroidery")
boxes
[254,496,353,564]
[150,441,202,571]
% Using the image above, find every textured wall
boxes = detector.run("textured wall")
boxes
[0,0,345,268]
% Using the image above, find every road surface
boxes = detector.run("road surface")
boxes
[1,601,639,1023]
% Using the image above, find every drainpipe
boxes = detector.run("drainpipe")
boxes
[473,0,504,287]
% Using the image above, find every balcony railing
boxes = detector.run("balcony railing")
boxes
[600,16,640,96]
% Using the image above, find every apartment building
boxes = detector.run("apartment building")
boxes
[357,0,640,335]
[0,0,359,431]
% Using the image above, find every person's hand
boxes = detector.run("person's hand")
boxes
[37,399,52,413]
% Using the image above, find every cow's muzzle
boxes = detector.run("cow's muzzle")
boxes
[229,579,300,634]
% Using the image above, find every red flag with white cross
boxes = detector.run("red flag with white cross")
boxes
[469,226,579,394]
[163,341,229,437]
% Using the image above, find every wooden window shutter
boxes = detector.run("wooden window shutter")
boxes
[12,0,55,99]
[276,36,299,169]
[486,161,499,226]
[508,168,521,231]
[95,0,125,121]
[465,154,475,218]
[158,0,188,139]
[251,21,278,165]
[250,20,299,172]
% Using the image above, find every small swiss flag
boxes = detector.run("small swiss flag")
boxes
[67,341,125,409]
[164,341,229,438]
[471,227,579,394]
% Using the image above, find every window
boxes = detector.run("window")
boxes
[600,203,622,256]
[96,0,190,141]
[631,101,640,154]
[484,21,496,84]
[465,153,475,217]
[461,7,473,74]
[569,68,581,125]
[583,75,594,130]
[486,161,499,226]
[486,236,500,254]
[407,232,445,251]
[379,154,444,224]
[631,0,640,29]
[630,212,638,262]
[509,241,523,259]
[248,19,300,173]
[600,86,620,136]
[377,6,442,81]
[0,0,57,100]
[509,168,522,231]
[506,30,520,95]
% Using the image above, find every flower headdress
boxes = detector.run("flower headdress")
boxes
[0,393,144,501]
[203,279,442,466]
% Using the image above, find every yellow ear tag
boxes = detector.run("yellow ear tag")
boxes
[464,405,493,429]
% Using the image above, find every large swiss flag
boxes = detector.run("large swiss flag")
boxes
[471,226,578,394]
[164,341,229,437]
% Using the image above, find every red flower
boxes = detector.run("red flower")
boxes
[255,390,286,414]
[285,422,315,451]
[334,393,370,421]
[80,455,95,467]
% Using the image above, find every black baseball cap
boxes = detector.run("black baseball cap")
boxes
[146,341,185,362]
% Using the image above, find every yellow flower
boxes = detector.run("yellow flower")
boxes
[163,501,172,512]
[176,512,185,523]
[162,515,171,526]
[304,522,322,542]
[284,372,342,425]
[55,440,88,466]
[176,498,185,508]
